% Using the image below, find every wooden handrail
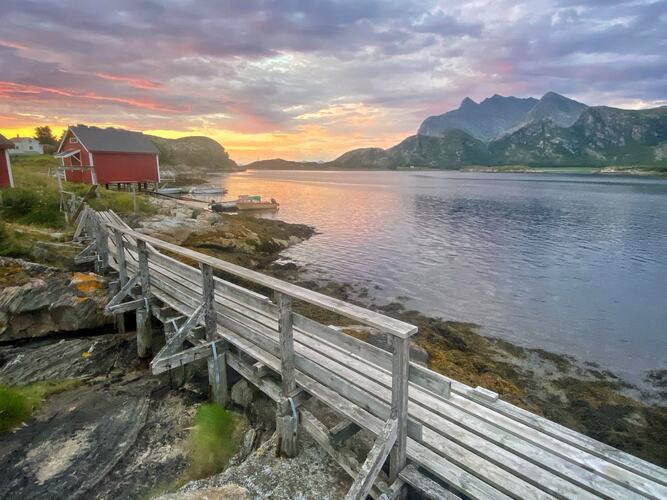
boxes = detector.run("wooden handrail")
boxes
[104,222,417,339]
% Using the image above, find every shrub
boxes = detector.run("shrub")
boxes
[0,222,30,257]
[0,187,65,228]
[187,404,239,479]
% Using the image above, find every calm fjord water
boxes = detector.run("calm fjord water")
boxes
[219,170,667,383]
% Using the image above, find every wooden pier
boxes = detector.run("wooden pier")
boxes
[74,208,667,499]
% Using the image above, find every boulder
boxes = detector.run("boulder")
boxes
[230,379,257,409]
[0,257,112,341]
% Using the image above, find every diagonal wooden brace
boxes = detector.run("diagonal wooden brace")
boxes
[107,296,157,315]
[151,339,222,375]
[345,418,398,500]
[104,274,140,314]
[150,304,204,368]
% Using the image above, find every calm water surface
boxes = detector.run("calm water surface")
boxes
[213,170,667,384]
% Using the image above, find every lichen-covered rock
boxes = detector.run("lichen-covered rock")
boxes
[158,485,250,500]
[0,257,112,341]
[170,433,350,500]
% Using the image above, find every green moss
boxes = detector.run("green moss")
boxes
[186,404,240,479]
[87,188,156,216]
[0,222,31,258]
[0,379,83,433]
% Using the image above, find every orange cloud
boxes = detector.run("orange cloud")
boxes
[0,81,178,112]
[92,72,163,90]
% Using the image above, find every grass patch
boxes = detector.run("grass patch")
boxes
[0,222,31,258]
[87,188,156,216]
[0,379,82,433]
[186,404,240,479]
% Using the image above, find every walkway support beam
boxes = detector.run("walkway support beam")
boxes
[202,263,228,406]
[277,292,298,457]
[390,336,410,487]
[112,228,127,334]
[136,240,152,358]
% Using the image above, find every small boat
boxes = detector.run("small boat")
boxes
[236,194,279,211]
[156,187,186,195]
[210,200,238,213]
[189,186,228,195]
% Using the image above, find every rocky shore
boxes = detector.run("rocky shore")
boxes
[1,197,665,499]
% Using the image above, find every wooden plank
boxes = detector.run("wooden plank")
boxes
[399,464,462,500]
[105,274,140,312]
[104,224,416,338]
[300,408,387,500]
[294,317,642,498]
[383,478,407,500]
[277,293,296,398]
[226,351,281,403]
[152,304,203,361]
[405,440,511,500]
[136,306,152,359]
[201,262,228,407]
[345,418,398,500]
[390,337,409,482]
[107,297,154,314]
[113,229,128,285]
[253,362,272,378]
[138,240,151,298]
[95,216,109,273]
[152,340,222,375]
[295,314,452,401]
[329,420,362,448]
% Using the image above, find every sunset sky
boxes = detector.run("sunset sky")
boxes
[0,0,665,164]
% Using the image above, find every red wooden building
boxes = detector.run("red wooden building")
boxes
[56,125,160,186]
[0,134,15,188]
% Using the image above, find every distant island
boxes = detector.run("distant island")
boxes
[244,92,667,171]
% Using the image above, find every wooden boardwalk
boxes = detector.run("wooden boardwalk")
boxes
[75,208,667,499]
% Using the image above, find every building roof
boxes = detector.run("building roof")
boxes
[69,125,158,154]
[0,134,14,149]
[10,137,35,143]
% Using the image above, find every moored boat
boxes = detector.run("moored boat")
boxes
[189,186,228,195]
[156,186,186,195]
[210,200,238,212]
[236,194,279,211]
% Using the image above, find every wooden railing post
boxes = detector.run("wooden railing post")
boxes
[112,228,127,334]
[389,335,410,485]
[201,263,228,406]
[94,216,109,273]
[136,240,152,358]
[277,292,298,457]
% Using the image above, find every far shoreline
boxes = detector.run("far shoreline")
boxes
[223,165,667,176]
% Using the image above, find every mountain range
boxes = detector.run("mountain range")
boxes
[245,92,667,170]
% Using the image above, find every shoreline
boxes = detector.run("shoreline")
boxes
[226,165,667,176]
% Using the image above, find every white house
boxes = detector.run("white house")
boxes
[9,137,44,155]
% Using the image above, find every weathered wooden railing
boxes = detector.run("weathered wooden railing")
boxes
[73,207,667,500]
[78,207,423,499]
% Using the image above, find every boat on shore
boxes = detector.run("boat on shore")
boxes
[189,186,228,195]
[210,200,238,213]
[236,194,279,211]
[156,186,186,195]
[209,194,279,213]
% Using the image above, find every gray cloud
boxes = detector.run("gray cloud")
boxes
[0,0,665,148]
